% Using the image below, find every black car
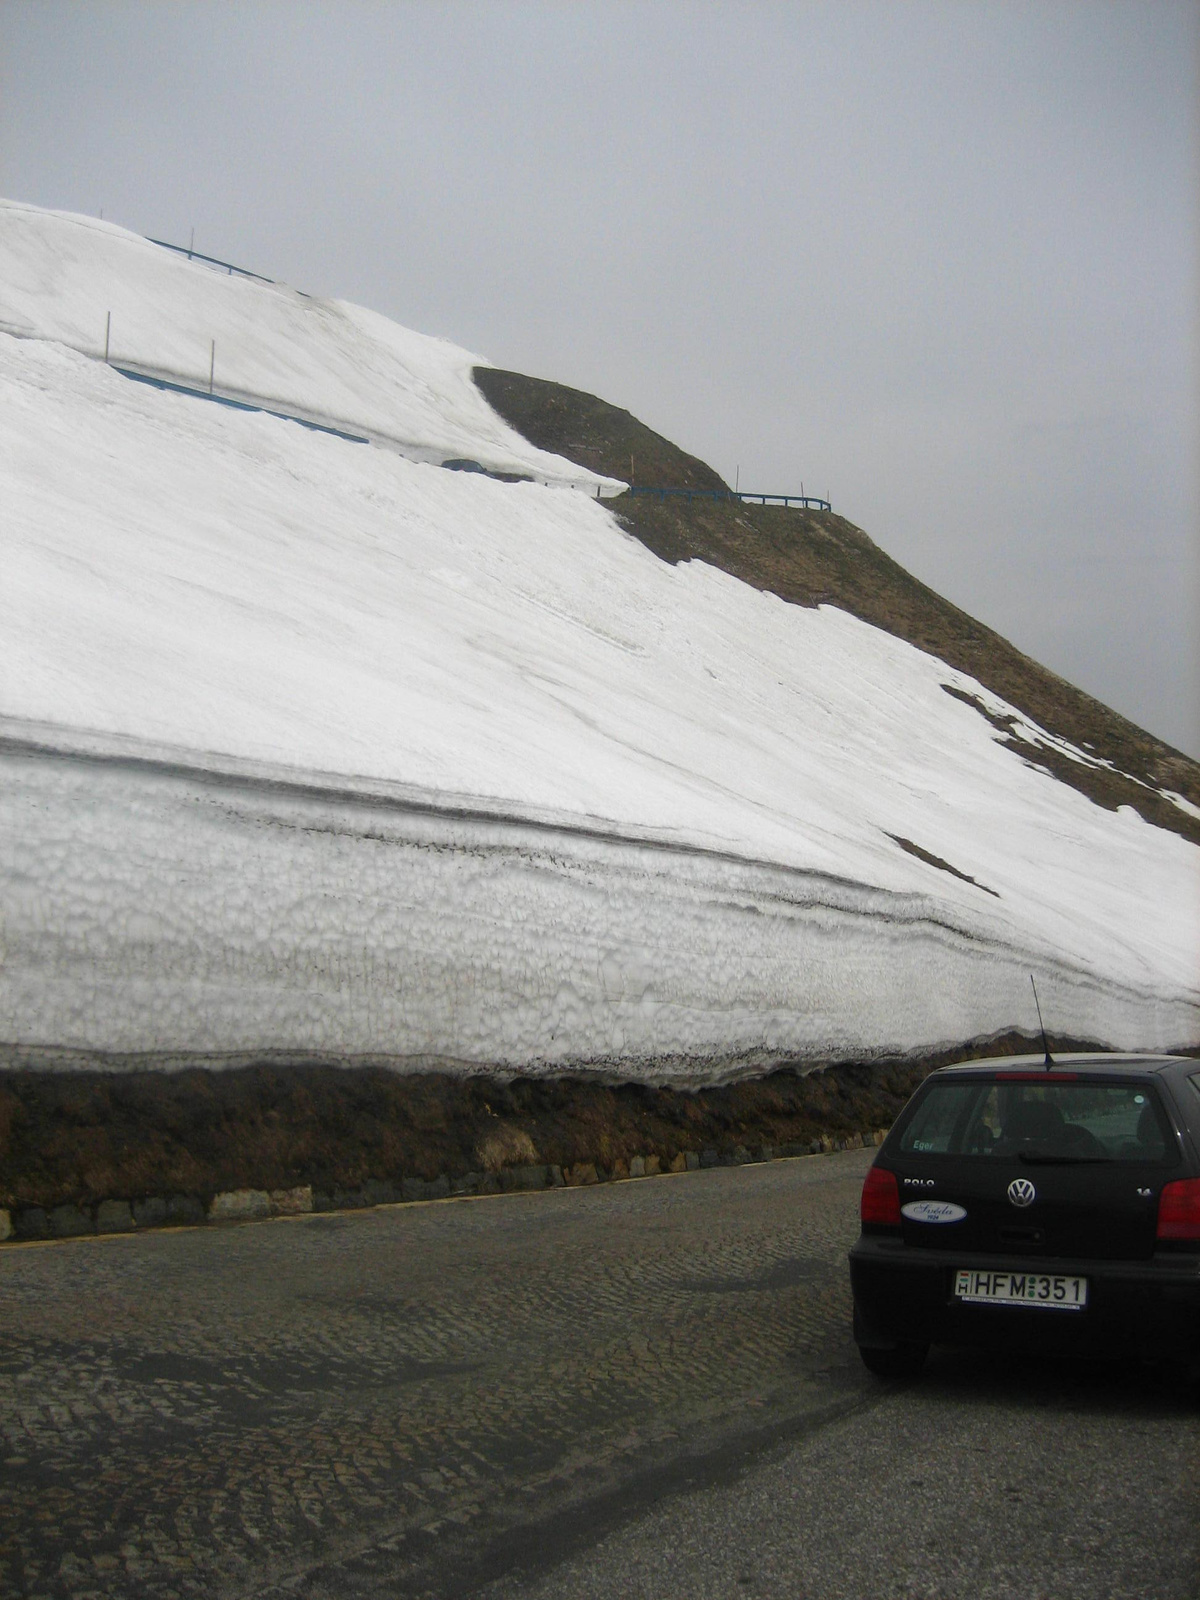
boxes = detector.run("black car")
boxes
[849,1052,1200,1378]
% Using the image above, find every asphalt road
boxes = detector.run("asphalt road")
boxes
[2,1149,1197,1600]
[479,1352,1200,1600]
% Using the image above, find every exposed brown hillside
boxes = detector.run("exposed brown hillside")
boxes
[475,366,1200,845]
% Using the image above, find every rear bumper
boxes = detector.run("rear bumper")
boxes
[849,1236,1200,1363]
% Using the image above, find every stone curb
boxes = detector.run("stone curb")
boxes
[0,1129,888,1245]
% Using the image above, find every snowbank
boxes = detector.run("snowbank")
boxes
[5,736,1193,1077]
[1,201,1196,1072]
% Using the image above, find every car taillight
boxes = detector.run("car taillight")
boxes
[861,1165,901,1226]
[1157,1177,1200,1242]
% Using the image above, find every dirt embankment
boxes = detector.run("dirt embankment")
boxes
[0,1032,1141,1218]
[473,367,1200,844]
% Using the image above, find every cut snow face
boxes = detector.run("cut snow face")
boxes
[0,200,624,492]
[1,200,1197,1072]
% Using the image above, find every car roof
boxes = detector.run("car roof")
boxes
[931,1051,1189,1078]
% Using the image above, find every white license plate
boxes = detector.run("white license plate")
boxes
[954,1269,1088,1310]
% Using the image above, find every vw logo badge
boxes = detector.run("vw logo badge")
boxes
[1007,1177,1037,1208]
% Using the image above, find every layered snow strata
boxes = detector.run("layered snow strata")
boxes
[4,739,1194,1077]
[2,197,1198,1073]
[0,199,622,492]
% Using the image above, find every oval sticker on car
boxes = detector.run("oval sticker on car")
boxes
[901,1200,967,1224]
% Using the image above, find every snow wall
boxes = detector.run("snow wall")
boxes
[3,729,1196,1082]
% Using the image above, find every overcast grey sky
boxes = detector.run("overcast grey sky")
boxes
[2,0,1196,756]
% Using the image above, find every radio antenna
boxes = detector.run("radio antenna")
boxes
[1029,975,1054,1069]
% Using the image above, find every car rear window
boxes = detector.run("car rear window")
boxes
[898,1079,1178,1164]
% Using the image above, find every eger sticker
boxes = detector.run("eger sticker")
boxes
[901,1200,967,1224]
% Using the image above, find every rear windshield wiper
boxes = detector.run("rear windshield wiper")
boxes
[1017,1153,1114,1166]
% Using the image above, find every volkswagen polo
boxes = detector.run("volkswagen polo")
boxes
[849,1052,1200,1377]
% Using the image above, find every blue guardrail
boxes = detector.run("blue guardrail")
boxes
[625,487,831,512]
[113,368,369,444]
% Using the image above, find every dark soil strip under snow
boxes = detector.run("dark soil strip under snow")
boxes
[0,1031,1167,1227]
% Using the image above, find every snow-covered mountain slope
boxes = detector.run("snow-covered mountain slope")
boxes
[2,200,1197,1074]
[477,366,1200,846]
[0,200,623,492]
